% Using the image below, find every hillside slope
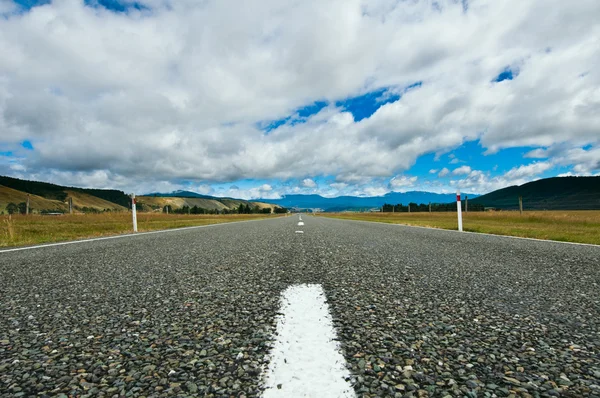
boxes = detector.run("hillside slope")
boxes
[64,191,127,211]
[0,176,130,207]
[137,195,279,212]
[0,186,128,213]
[0,186,66,213]
[471,176,600,210]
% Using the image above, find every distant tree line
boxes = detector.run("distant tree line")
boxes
[161,204,287,214]
[381,202,484,212]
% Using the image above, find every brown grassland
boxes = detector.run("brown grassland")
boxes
[1,211,598,248]
[317,210,600,245]
[0,213,282,248]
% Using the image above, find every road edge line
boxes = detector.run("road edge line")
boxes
[0,217,272,253]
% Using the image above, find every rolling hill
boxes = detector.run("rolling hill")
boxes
[0,186,66,212]
[0,176,130,214]
[139,191,281,213]
[0,175,283,214]
[0,176,282,214]
[471,176,600,210]
[0,176,131,207]
[137,195,279,213]
[0,185,127,213]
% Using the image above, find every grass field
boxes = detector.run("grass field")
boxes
[317,211,600,245]
[0,213,282,248]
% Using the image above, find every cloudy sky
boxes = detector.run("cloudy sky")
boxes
[0,0,598,199]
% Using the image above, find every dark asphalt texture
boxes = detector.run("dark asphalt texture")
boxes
[0,215,599,397]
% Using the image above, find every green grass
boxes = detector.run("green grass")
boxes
[0,213,283,248]
[317,211,600,245]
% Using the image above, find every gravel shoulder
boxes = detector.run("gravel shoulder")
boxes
[1,215,599,397]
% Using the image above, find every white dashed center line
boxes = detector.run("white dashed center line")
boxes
[262,284,355,398]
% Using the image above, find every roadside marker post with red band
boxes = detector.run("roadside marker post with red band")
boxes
[131,194,138,233]
[456,190,463,232]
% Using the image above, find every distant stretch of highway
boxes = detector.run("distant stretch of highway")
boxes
[1,216,598,397]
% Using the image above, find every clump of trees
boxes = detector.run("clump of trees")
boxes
[5,202,19,214]
[4,202,30,214]
[159,203,286,214]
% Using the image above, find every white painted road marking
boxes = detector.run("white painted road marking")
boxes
[297,222,304,226]
[262,284,354,398]
[294,231,304,234]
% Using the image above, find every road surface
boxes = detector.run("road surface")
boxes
[1,216,599,397]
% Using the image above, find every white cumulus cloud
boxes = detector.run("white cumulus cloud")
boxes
[0,0,597,193]
[389,175,418,191]
[452,165,472,175]
[438,168,450,178]
[301,178,317,188]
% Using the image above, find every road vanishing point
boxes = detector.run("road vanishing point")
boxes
[1,216,599,397]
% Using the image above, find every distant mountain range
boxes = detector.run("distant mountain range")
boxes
[145,190,217,199]
[259,191,479,212]
[471,176,600,210]
[260,176,600,211]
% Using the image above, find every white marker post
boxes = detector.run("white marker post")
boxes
[456,190,463,232]
[131,193,138,233]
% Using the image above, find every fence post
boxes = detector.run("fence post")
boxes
[429,202,431,213]
[456,190,463,232]
[69,197,73,214]
[465,195,468,213]
[131,194,138,232]
[26,194,30,215]
[519,196,523,215]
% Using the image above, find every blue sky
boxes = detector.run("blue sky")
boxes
[0,0,598,199]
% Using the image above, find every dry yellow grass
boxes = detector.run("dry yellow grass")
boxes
[137,196,279,212]
[0,213,282,248]
[317,210,600,245]
[137,196,230,211]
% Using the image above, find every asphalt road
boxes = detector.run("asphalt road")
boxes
[1,216,599,397]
